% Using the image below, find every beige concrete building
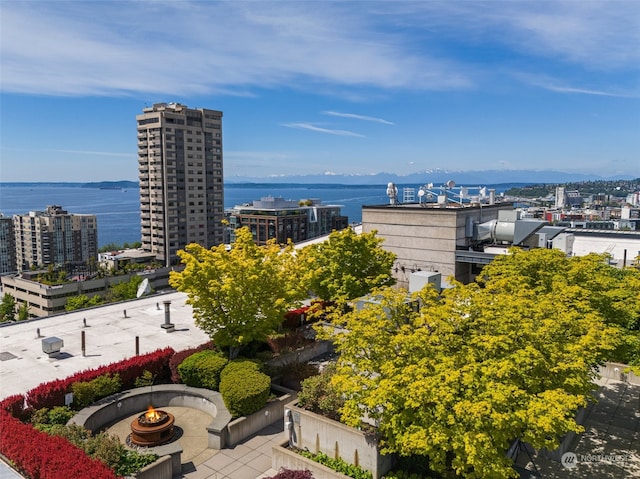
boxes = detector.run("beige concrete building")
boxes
[0,268,171,317]
[137,103,224,266]
[12,206,97,272]
[362,202,513,287]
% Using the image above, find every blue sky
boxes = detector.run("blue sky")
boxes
[1,1,638,182]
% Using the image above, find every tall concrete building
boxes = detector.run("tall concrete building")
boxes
[0,214,16,273]
[137,103,224,266]
[13,205,98,271]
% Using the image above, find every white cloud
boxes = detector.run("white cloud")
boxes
[322,111,394,125]
[281,123,365,138]
[0,1,473,97]
[1,1,636,104]
[512,72,639,98]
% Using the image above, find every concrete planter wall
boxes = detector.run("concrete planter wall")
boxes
[272,441,351,479]
[285,402,394,479]
[599,361,640,385]
[266,340,334,369]
[227,385,296,446]
[129,454,172,479]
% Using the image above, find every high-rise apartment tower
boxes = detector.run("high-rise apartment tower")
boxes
[13,205,97,271]
[137,103,224,266]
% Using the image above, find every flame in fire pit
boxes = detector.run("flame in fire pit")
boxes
[145,405,161,423]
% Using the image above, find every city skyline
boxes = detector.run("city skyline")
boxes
[1,1,639,182]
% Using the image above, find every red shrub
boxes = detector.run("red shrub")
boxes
[26,347,175,410]
[0,410,117,479]
[169,341,215,383]
[0,394,30,422]
[267,331,313,355]
[267,469,315,479]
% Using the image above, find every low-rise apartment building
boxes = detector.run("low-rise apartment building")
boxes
[227,196,348,245]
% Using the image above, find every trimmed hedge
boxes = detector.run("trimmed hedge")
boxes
[219,368,271,417]
[219,358,263,382]
[26,347,175,411]
[169,340,215,383]
[177,350,228,390]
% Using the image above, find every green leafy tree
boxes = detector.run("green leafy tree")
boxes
[170,227,306,359]
[0,293,16,322]
[106,275,144,302]
[65,294,104,311]
[17,301,29,320]
[329,250,622,479]
[299,227,396,313]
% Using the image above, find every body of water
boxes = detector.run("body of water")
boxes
[0,183,394,247]
[0,183,512,247]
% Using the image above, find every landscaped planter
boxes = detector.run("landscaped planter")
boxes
[129,454,172,479]
[226,384,296,446]
[282,401,394,479]
[272,440,351,479]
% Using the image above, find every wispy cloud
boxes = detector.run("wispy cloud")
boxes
[322,111,394,125]
[0,1,637,103]
[513,72,639,98]
[281,123,365,138]
[541,85,635,98]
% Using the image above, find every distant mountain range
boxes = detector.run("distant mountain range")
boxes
[2,170,636,188]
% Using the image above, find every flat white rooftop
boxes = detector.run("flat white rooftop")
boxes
[0,291,209,400]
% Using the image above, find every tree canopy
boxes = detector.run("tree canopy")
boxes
[328,249,628,479]
[169,227,306,359]
[0,294,16,322]
[298,227,396,311]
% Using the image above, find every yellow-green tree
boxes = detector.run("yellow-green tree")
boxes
[479,249,640,368]
[330,249,622,479]
[170,227,305,359]
[298,227,396,312]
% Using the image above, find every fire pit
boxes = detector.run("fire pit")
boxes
[130,406,175,446]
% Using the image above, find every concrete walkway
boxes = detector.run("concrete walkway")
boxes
[515,377,640,478]
[104,406,283,478]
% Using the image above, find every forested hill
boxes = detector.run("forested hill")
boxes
[506,178,640,198]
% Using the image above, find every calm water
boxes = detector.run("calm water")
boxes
[0,183,394,247]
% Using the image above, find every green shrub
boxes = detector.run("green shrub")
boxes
[48,405,75,424]
[43,423,157,476]
[220,358,263,382]
[178,350,229,390]
[220,369,271,417]
[297,363,343,421]
[31,406,75,432]
[72,373,121,408]
[134,369,156,387]
[116,449,159,476]
[299,450,372,479]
